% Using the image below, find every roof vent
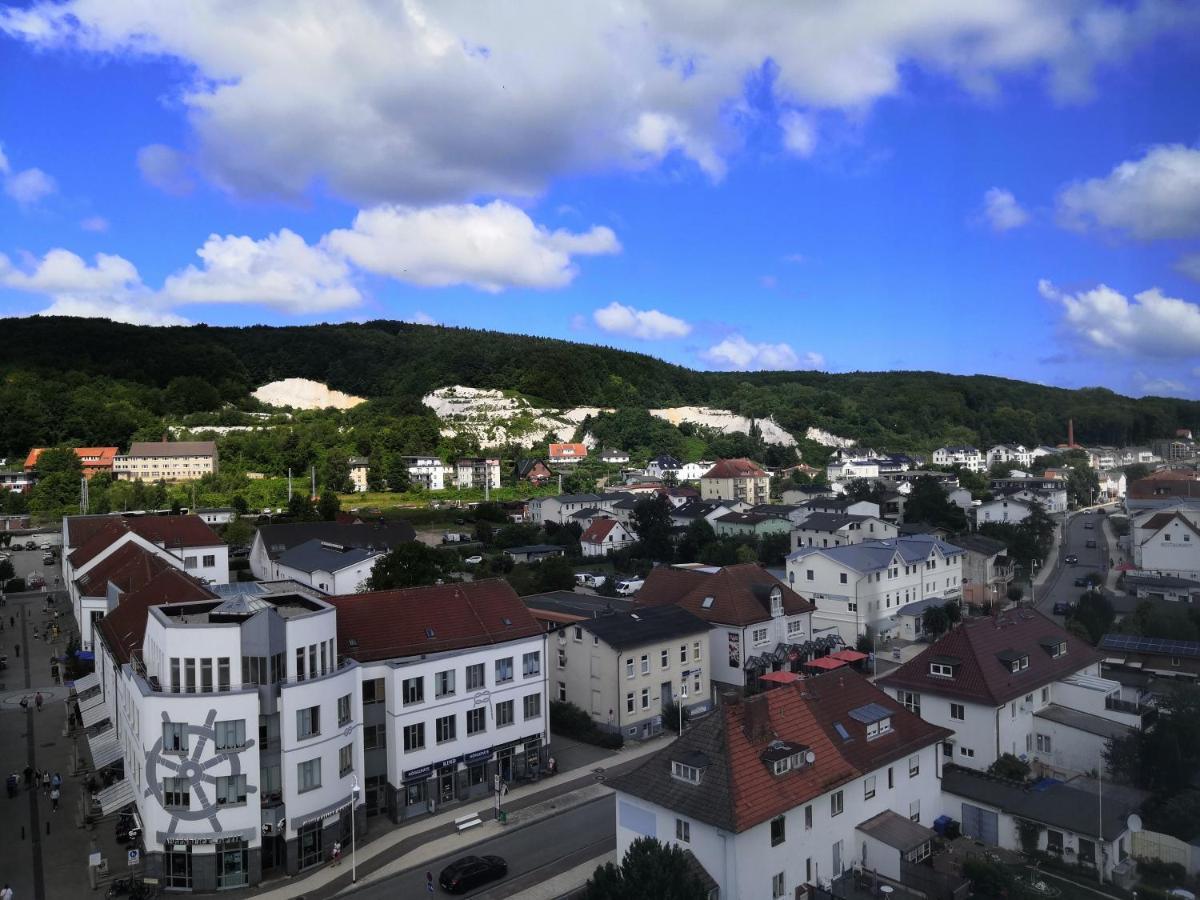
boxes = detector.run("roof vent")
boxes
[348,638,358,648]
[502,617,513,627]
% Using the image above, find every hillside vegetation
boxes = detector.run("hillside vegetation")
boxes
[1,316,1197,459]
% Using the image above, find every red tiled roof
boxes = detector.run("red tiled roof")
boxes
[68,518,132,568]
[879,610,1104,707]
[548,443,588,459]
[75,542,175,598]
[24,447,118,470]
[580,519,620,544]
[702,458,767,479]
[636,564,814,627]
[804,656,846,670]
[67,514,222,568]
[329,579,543,663]
[96,568,216,665]
[1128,471,1200,500]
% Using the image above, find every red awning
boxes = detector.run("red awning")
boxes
[760,671,801,684]
[1115,562,1135,572]
[830,649,868,662]
[804,656,847,670]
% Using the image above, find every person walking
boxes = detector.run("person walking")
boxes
[1,881,13,900]
[41,771,49,796]
[51,772,61,792]
[49,786,59,812]
[35,691,43,713]
[330,841,341,866]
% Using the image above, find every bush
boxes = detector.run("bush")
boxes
[988,753,1032,782]
[1136,858,1187,888]
[551,699,625,750]
[5,577,25,593]
[963,858,1013,895]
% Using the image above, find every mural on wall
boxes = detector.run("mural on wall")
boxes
[143,709,257,835]
[727,631,740,668]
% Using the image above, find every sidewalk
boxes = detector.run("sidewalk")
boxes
[507,851,614,900]
[250,731,671,900]
[1100,515,1126,594]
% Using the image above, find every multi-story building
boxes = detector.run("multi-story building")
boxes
[700,458,770,506]
[1130,507,1200,579]
[635,564,814,693]
[527,493,616,525]
[1151,438,1199,462]
[553,605,711,740]
[975,497,1035,526]
[712,511,792,540]
[399,455,451,491]
[113,441,218,482]
[985,444,1034,470]
[645,454,682,480]
[580,518,636,557]
[611,670,952,900]
[990,476,1069,513]
[548,443,588,465]
[676,461,714,482]
[1125,469,1200,511]
[454,457,500,490]
[931,446,984,472]
[879,610,1143,777]
[348,457,370,493]
[948,533,1013,609]
[785,536,964,643]
[249,521,415,582]
[791,513,898,551]
[271,540,383,594]
[25,446,118,478]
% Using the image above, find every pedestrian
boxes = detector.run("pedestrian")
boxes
[35,691,43,712]
[426,872,435,893]
[49,786,59,811]
[51,772,61,791]
[1,881,12,900]
[8,616,13,628]
[330,841,341,866]
[42,771,49,796]
[19,696,28,712]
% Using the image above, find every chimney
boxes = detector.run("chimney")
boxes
[741,694,771,742]
[162,431,170,443]
[1068,419,1074,448]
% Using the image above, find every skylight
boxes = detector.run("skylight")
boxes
[833,722,851,742]
[702,596,714,608]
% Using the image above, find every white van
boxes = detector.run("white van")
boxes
[575,573,608,589]
[614,578,644,596]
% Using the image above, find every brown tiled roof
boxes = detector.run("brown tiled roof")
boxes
[96,568,217,665]
[68,518,131,567]
[127,440,217,457]
[1137,511,1200,541]
[878,609,1104,707]
[329,579,543,663]
[74,542,174,598]
[580,519,620,544]
[611,670,949,833]
[636,564,814,627]
[702,458,767,479]
[1128,472,1200,500]
[67,515,222,568]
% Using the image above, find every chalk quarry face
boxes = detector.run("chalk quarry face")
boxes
[252,378,366,410]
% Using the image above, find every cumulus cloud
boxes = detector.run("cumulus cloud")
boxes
[0,143,56,207]
[982,187,1029,231]
[779,110,817,157]
[137,144,195,196]
[1040,278,1200,358]
[592,301,691,340]
[1131,372,1189,398]
[1175,252,1200,282]
[36,296,190,326]
[1056,144,1200,240]
[402,311,439,326]
[162,229,360,312]
[325,201,619,292]
[702,334,823,371]
[3,2,1189,203]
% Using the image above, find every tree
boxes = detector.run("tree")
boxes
[674,517,715,564]
[536,555,577,593]
[987,753,1031,781]
[1106,682,1200,796]
[844,479,886,504]
[220,517,254,548]
[367,542,446,590]
[286,492,317,521]
[921,605,950,638]
[317,491,341,522]
[631,494,674,562]
[583,837,710,900]
[0,558,13,583]
[1007,585,1024,604]
[1069,591,1114,644]
[1123,463,1151,483]
[903,476,967,531]
[231,494,249,516]
[943,600,962,625]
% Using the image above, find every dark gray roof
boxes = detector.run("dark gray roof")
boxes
[946,533,1008,556]
[569,507,603,519]
[941,766,1146,841]
[672,501,726,520]
[797,512,868,532]
[503,544,564,555]
[545,493,605,504]
[276,538,380,574]
[609,709,736,832]
[857,810,937,852]
[1124,573,1200,590]
[581,605,710,650]
[521,590,634,618]
[257,521,415,558]
[750,504,803,516]
[1033,704,1132,741]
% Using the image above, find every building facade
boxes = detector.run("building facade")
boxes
[113,441,218,482]
[455,457,501,490]
[700,458,770,505]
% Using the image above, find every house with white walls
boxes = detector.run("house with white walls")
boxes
[611,670,952,900]
[792,514,898,551]
[931,447,984,472]
[249,521,415,582]
[580,518,636,557]
[975,498,1035,526]
[1131,508,1200,579]
[270,539,383,594]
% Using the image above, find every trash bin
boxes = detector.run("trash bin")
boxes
[498,811,508,825]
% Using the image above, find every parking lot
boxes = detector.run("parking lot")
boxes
[2,531,63,594]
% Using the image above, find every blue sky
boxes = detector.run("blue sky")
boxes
[2,2,1200,397]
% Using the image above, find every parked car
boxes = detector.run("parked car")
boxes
[230,546,250,559]
[1073,576,1089,587]
[26,573,45,589]
[464,555,484,565]
[1065,554,1078,565]
[575,573,607,589]
[614,577,644,596]
[42,553,54,565]
[1083,522,1095,530]
[438,855,507,894]
[1085,539,1097,548]
[24,541,36,551]
[39,542,50,551]
[1053,601,1074,615]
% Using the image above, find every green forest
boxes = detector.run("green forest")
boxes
[2,316,1197,469]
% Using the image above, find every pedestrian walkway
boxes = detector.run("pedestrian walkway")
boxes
[1101,515,1127,593]
[507,850,614,900]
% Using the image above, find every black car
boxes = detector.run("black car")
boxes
[1053,601,1074,615]
[1083,522,1095,530]
[24,540,36,551]
[1086,539,1097,548]
[1073,576,1089,587]
[1065,554,1078,565]
[439,855,507,894]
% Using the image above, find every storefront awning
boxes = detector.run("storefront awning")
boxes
[804,656,848,671]
[760,671,801,684]
[88,727,122,769]
[97,778,135,815]
[830,649,868,663]
[72,672,100,694]
[81,701,110,729]
[78,691,105,713]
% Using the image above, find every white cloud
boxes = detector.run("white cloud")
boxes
[1175,252,1200,282]
[402,311,438,326]
[1131,372,1189,398]
[325,201,619,292]
[592,301,691,340]
[36,296,190,326]
[759,275,778,289]
[1056,144,1200,240]
[982,187,1029,231]
[779,110,817,157]
[162,229,360,312]
[4,167,56,206]
[702,334,823,371]
[1040,278,1200,357]
[80,215,110,232]
[3,2,1189,203]
[137,143,195,196]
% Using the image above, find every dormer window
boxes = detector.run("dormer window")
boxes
[761,740,813,775]
[1039,637,1067,659]
[770,586,783,618]
[930,662,954,678]
[671,761,703,784]
[865,718,892,740]
[998,649,1029,672]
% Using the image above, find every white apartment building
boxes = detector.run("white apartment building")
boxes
[270,539,383,594]
[677,461,714,482]
[348,457,370,493]
[455,457,501,490]
[249,521,416,583]
[113,441,218,482]
[975,497,1035,525]
[554,605,712,740]
[528,493,616,525]
[985,444,1054,470]
[611,670,952,900]
[825,459,881,481]
[400,455,452,491]
[1131,507,1200,579]
[879,609,1142,777]
[931,447,984,472]
[792,513,898,551]
[786,536,964,643]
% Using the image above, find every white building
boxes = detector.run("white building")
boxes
[677,461,714,482]
[635,564,815,693]
[113,441,218,482]
[579,519,636,557]
[986,444,1043,470]
[932,447,984,472]
[270,539,383,594]
[879,609,1143,777]
[528,493,616,526]
[791,514,898,551]
[786,536,964,643]
[611,670,952,900]
[645,455,683,480]
[249,522,415,583]
[1131,508,1200,579]
[975,497,1034,525]
[195,508,236,526]
[348,457,370,493]
[825,459,880,482]
[400,455,452,491]
[454,457,501,490]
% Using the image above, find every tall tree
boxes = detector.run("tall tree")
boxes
[367,542,446,590]
[317,490,341,522]
[584,837,710,900]
[903,475,966,530]
[631,494,674,562]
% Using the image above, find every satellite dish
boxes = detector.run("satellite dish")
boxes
[805,750,816,765]
[1127,814,1142,833]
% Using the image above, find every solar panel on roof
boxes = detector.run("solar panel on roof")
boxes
[847,702,893,725]
[1102,633,1200,658]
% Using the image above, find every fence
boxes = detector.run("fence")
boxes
[1132,829,1200,876]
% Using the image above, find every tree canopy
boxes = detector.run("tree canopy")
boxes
[584,837,711,900]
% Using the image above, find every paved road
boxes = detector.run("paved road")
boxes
[351,794,614,898]
[1034,510,1110,622]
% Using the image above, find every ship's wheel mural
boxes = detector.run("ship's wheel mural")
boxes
[144,709,257,835]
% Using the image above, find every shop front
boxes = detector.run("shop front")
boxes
[144,828,261,891]
[286,796,365,876]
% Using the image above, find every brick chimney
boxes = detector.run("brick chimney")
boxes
[741,694,772,743]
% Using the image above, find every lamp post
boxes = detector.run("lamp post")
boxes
[350,775,360,884]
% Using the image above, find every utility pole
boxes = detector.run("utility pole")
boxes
[311,465,316,500]
[287,468,293,500]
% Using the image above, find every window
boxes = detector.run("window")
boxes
[362,678,385,704]
[888,767,894,788]
[898,691,920,715]
[929,662,953,678]
[214,719,245,750]
[908,754,919,776]
[671,761,701,784]
[805,569,814,581]
[950,703,965,721]
[466,707,486,735]
[558,649,567,669]
[184,556,197,570]
[676,818,691,843]
[866,718,892,740]
[625,657,634,678]
[753,627,768,645]
[523,694,542,720]
[693,641,701,661]
[403,722,425,752]
[164,721,188,753]
[203,554,216,568]
[495,657,514,684]
[435,669,455,698]
[294,648,305,682]
[523,651,541,678]
[496,700,515,728]
[864,775,876,800]
[363,723,386,750]
[831,790,843,817]
[1036,733,1052,752]
[771,815,786,846]
[787,619,803,636]
[641,688,649,710]
[839,572,848,584]
[661,649,670,669]
[466,663,485,691]
[215,773,249,806]
[640,654,650,675]
[337,694,352,726]
[573,625,583,642]
[164,777,190,808]
[680,644,688,663]
[201,659,213,693]
[772,872,786,899]
[1041,687,1049,703]
[436,714,456,744]
[959,746,975,759]
[804,804,812,830]
[558,682,567,702]
[338,744,354,777]
[217,657,230,690]
[296,706,320,740]
[909,799,920,822]
[297,758,321,793]
[626,692,635,714]
[170,657,180,692]
[402,676,424,705]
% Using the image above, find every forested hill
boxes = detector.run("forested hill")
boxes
[1,315,1197,456]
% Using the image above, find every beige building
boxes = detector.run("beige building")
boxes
[113,440,218,482]
[348,456,370,493]
[553,605,712,741]
[700,457,770,505]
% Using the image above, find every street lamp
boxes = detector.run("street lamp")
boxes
[350,775,360,883]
